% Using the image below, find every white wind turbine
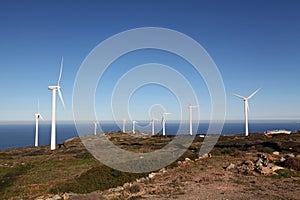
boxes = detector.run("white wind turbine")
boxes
[162,112,171,136]
[122,119,126,133]
[132,120,137,134]
[34,100,44,147]
[93,121,97,135]
[48,57,66,150]
[151,117,158,135]
[189,105,199,135]
[233,88,260,136]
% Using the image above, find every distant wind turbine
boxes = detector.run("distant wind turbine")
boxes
[122,119,126,133]
[189,105,199,135]
[132,120,137,134]
[48,57,66,150]
[34,100,44,147]
[162,112,171,136]
[233,88,260,136]
[94,121,97,135]
[151,117,158,135]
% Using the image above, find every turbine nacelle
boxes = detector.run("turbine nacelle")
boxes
[189,105,199,109]
[34,113,43,119]
[48,85,61,90]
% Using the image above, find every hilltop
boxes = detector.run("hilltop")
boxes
[0,132,300,199]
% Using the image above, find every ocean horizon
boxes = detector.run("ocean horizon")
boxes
[0,120,299,150]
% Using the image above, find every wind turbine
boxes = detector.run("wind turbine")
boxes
[34,100,44,147]
[48,57,66,150]
[162,112,171,136]
[93,121,97,135]
[233,88,260,136]
[122,119,126,133]
[151,117,158,135]
[132,120,137,134]
[189,105,199,135]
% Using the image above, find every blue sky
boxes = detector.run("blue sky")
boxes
[0,0,299,121]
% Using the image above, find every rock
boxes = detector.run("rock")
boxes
[255,158,263,167]
[226,163,235,171]
[159,168,167,174]
[177,161,182,165]
[268,155,278,161]
[185,157,191,162]
[52,195,61,200]
[244,160,254,166]
[123,182,131,188]
[263,160,268,167]
[260,167,276,175]
[35,196,46,200]
[296,155,300,159]
[279,157,286,162]
[63,193,78,200]
[271,165,284,172]
[286,153,295,158]
[109,186,124,192]
[68,192,106,200]
[199,153,211,159]
[148,172,156,179]
[139,177,146,182]
[273,151,280,156]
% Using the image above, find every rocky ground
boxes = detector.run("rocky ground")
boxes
[1,132,300,200]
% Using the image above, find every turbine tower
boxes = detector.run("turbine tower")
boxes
[189,105,199,135]
[233,88,260,136]
[122,119,126,133]
[94,121,97,135]
[48,57,66,150]
[34,100,44,147]
[132,120,137,134]
[151,117,158,135]
[162,112,171,136]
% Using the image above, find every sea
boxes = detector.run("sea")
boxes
[0,121,299,150]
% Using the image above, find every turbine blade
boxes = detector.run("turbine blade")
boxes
[37,99,40,113]
[58,88,66,110]
[40,115,45,121]
[233,93,246,99]
[247,88,261,99]
[57,56,63,86]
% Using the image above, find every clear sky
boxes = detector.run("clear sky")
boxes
[0,0,299,122]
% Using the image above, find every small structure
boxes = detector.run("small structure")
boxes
[264,130,291,137]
